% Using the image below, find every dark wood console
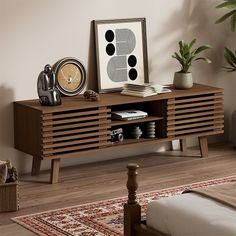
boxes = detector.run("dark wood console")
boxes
[13,84,224,183]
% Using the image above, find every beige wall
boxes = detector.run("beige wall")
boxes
[0,0,234,173]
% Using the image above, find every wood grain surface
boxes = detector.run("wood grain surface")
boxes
[0,143,236,235]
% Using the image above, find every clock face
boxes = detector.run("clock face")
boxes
[54,58,86,96]
[58,64,82,92]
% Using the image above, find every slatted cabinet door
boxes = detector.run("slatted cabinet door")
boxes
[166,92,224,138]
[41,107,111,159]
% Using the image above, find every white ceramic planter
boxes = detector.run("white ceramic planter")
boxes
[173,72,193,89]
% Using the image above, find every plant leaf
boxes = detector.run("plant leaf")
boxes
[194,57,212,63]
[215,10,236,24]
[216,1,236,9]
[230,11,236,31]
[225,55,236,68]
[222,66,236,72]
[225,47,236,65]
[224,54,236,68]
[179,40,183,51]
[189,38,196,50]
[172,52,184,65]
[194,45,212,55]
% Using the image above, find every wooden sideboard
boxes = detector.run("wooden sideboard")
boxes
[14,84,224,183]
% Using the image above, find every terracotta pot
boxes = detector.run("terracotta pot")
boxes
[173,72,193,89]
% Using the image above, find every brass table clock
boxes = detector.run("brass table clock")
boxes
[53,57,86,96]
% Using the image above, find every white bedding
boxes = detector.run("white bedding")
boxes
[146,193,236,236]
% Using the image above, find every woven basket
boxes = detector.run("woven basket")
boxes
[0,181,19,212]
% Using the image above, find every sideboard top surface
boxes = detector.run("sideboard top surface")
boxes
[14,84,223,113]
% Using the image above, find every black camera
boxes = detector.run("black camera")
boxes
[111,128,124,143]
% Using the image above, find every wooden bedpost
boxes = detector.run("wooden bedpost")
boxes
[124,163,141,236]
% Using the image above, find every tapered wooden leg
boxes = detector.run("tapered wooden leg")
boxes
[50,159,60,184]
[199,136,208,158]
[31,156,41,176]
[180,139,187,152]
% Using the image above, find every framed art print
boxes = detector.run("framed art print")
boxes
[94,18,149,93]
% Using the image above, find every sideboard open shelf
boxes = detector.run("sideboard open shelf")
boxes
[13,84,224,183]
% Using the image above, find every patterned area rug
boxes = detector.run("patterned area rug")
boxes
[13,175,236,236]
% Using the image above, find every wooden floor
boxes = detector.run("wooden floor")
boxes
[1,143,236,235]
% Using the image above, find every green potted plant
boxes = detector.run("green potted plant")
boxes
[215,0,236,72]
[215,0,236,32]
[172,39,212,89]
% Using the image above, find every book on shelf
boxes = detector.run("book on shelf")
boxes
[111,110,148,121]
[121,83,171,97]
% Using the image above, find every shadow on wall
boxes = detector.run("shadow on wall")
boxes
[149,0,230,144]
[0,85,27,172]
[150,0,229,81]
[0,85,14,149]
[87,21,98,91]
[218,73,236,143]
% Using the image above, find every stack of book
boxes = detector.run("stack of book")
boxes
[121,83,171,97]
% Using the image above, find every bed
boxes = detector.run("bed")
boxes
[124,163,236,236]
